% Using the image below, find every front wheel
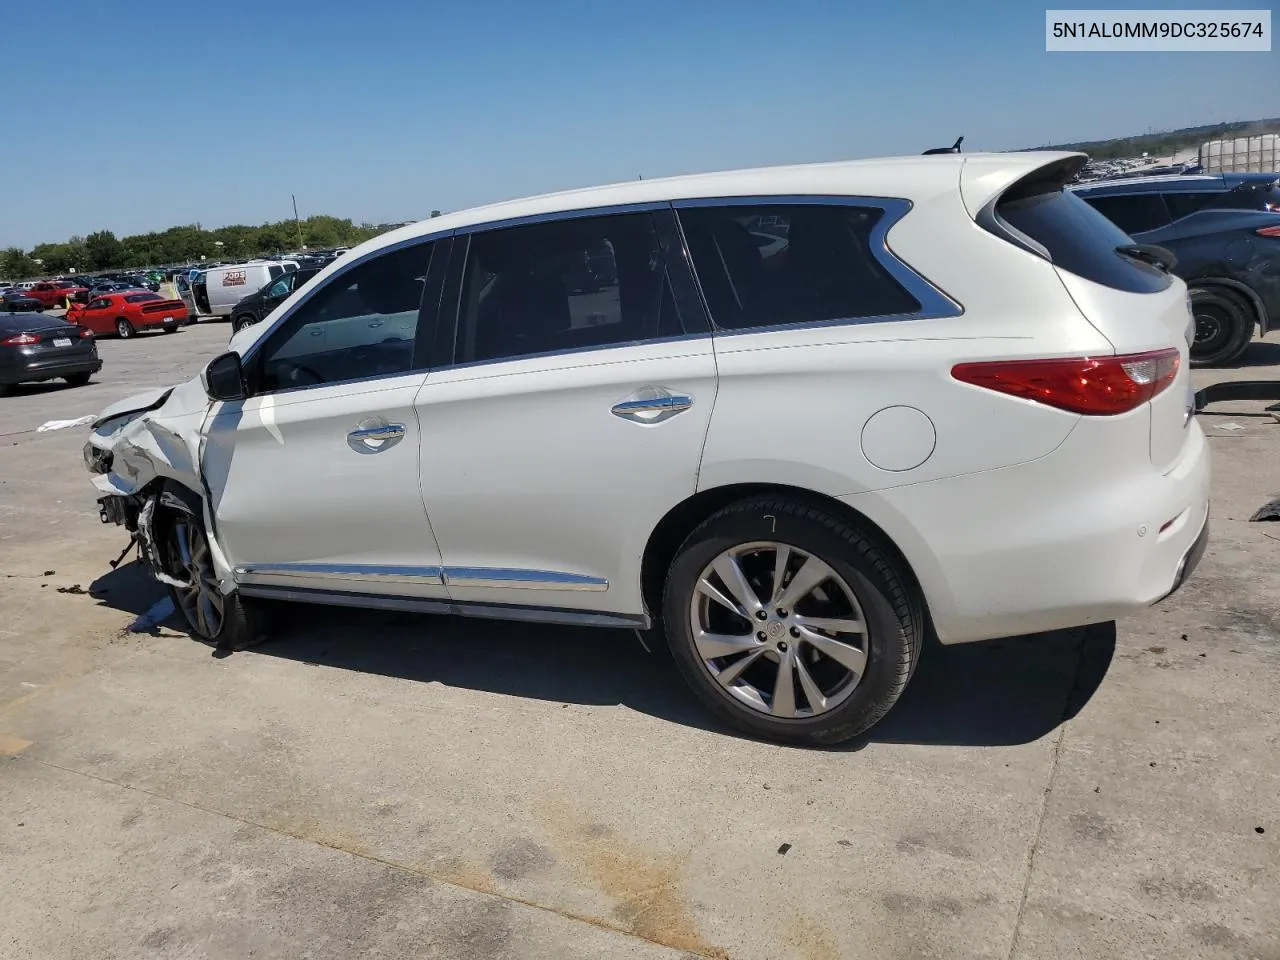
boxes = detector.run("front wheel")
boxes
[662,498,921,745]
[232,314,257,333]
[166,516,269,651]
[116,318,135,339]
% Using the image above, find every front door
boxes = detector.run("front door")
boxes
[414,209,716,618]
[204,238,450,599]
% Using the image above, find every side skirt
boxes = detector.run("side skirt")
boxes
[235,583,651,631]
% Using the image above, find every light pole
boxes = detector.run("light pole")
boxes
[213,241,224,263]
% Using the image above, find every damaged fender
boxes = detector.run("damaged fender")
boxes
[85,378,235,590]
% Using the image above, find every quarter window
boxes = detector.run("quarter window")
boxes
[254,242,433,393]
[677,204,920,330]
[452,212,685,365]
[1080,193,1172,235]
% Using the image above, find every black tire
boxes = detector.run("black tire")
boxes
[64,372,92,386]
[1190,287,1253,367]
[662,497,921,745]
[0,383,13,398]
[116,318,135,339]
[164,515,270,651]
[162,326,178,334]
[232,314,257,333]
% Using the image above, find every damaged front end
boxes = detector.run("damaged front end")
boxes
[84,379,231,591]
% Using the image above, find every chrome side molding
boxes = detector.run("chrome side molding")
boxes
[235,563,608,592]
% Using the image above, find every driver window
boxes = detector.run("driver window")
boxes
[256,242,433,393]
[267,276,292,298]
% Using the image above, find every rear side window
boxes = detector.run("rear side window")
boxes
[678,204,920,330]
[1163,191,1222,220]
[452,212,686,366]
[998,189,1172,293]
[1080,193,1171,234]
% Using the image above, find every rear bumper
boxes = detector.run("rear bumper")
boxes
[0,355,102,385]
[844,416,1211,645]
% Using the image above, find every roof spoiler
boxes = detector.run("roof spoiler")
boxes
[923,136,964,156]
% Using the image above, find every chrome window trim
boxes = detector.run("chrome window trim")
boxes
[449,200,672,237]
[233,563,607,592]
[671,194,963,333]
[436,331,712,375]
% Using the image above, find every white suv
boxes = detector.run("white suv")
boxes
[84,152,1210,745]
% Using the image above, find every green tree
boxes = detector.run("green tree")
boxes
[85,230,123,270]
[1,247,39,280]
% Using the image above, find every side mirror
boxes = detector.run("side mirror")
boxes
[202,351,247,402]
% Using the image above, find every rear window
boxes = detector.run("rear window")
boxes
[997,188,1172,294]
[1164,191,1222,220]
[1206,179,1280,213]
[125,293,161,303]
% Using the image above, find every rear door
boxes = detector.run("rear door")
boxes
[413,208,716,618]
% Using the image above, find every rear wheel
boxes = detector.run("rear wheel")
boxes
[1190,287,1253,367]
[166,517,268,651]
[662,498,921,745]
[64,372,92,386]
[162,325,178,334]
[116,318,135,339]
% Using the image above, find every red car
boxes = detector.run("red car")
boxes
[26,280,88,309]
[66,291,188,338]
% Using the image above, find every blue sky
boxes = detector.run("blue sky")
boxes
[2,0,1275,248]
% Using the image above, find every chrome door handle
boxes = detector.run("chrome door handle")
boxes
[611,387,694,424]
[347,420,406,453]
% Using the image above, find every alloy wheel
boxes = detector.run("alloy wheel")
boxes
[688,541,868,719]
[171,520,225,640]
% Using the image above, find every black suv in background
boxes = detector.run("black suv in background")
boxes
[229,265,321,333]
[1071,173,1280,365]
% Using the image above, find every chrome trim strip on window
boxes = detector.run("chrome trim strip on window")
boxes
[235,563,445,585]
[443,568,608,591]
[670,194,963,328]
[234,584,646,629]
[436,331,712,375]
[449,200,672,238]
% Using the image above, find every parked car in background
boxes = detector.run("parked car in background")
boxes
[230,265,322,332]
[26,280,88,309]
[191,261,296,321]
[1,288,44,312]
[83,152,1208,745]
[0,313,100,396]
[74,281,142,304]
[67,291,187,338]
[1071,173,1280,365]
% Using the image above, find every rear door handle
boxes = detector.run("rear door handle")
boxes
[347,420,405,453]
[611,387,694,424]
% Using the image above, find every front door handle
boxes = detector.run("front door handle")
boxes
[611,387,694,424]
[347,419,405,453]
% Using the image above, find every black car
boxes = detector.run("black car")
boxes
[1,288,43,312]
[0,313,102,395]
[230,266,321,333]
[1071,173,1280,365]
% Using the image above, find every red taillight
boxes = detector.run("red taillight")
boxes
[952,348,1181,415]
[1257,225,1280,238]
[78,326,94,339]
[1,332,39,346]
